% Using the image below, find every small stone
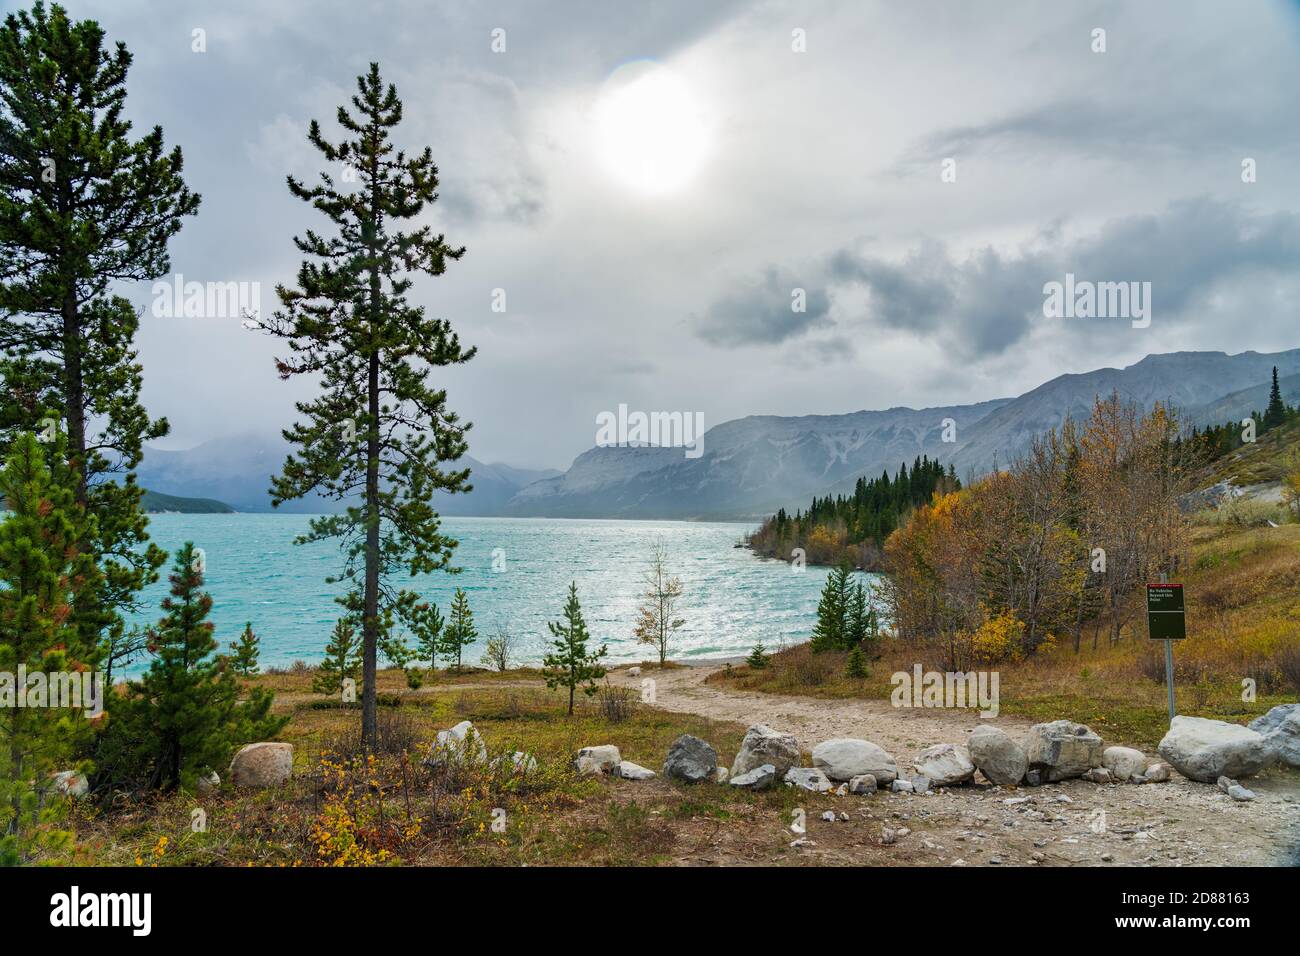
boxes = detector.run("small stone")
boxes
[784,767,834,792]
[730,763,777,790]
[881,828,897,845]
[821,810,837,822]
[891,779,914,793]
[912,775,931,794]
[790,837,817,848]
[849,773,878,795]
[1143,762,1171,783]
[628,666,641,677]
[1227,784,1256,802]
[617,760,656,780]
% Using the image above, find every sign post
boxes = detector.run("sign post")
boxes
[1146,576,1185,722]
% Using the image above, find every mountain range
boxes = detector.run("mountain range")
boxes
[137,348,1300,520]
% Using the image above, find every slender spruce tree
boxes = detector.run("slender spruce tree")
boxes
[312,618,362,697]
[439,588,476,671]
[1264,366,1287,430]
[265,63,473,751]
[410,601,444,672]
[229,622,261,677]
[542,582,608,716]
[0,2,199,682]
[113,544,283,793]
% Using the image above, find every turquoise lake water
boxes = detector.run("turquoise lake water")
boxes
[126,515,868,672]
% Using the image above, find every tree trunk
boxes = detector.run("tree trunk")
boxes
[362,345,380,751]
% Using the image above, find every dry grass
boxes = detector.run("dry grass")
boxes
[709,521,1300,750]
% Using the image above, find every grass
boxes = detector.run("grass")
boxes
[1206,418,1300,487]
[64,676,843,867]
[708,521,1300,751]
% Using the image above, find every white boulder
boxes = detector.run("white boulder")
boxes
[230,742,293,788]
[1025,720,1103,782]
[913,743,975,786]
[730,724,801,778]
[967,725,1027,786]
[426,720,489,769]
[1157,716,1273,783]
[1102,746,1148,782]
[811,738,898,783]
[1249,703,1300,769]
[574,745,622,776]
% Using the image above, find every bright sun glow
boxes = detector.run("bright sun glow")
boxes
[595,62,709,196]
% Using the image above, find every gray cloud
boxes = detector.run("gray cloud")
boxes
[720,197,1300,360]
[694,267,832,346]
[25,0,1300,469]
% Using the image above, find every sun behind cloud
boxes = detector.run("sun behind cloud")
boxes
[594,60,710,196]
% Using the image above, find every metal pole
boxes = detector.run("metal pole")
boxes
[1160,572,1175,722]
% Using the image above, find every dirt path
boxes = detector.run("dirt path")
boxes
[610,663,1300,867]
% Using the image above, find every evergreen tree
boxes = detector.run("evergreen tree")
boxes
[0,2,199,685]
[114,544,283,792]
[439,588,476,671]
[312,618,362,696]
[229,622,260,677]
[811,561,854,652]
[0,431,100,864]
[410,600,443,672]
[264,63,473,752]
[846,645,869,679]
[846,580,871,648]
[542,582,608,715]
[745,643,770,669]
[1264,365,1287,430]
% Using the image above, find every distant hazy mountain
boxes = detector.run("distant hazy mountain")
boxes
[505,348,1300,520]
[136,432,559,514]
[137,349,1300,521]
[141,489,235,514]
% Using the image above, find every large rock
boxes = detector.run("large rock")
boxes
[230,742,292,788]
[730,764,777,790]
[1158,716,1273,782]
[1025,720,1103,782]
[1102,746,1148,782]
[730,724,801,778]
[1249,703,1300,769]
[784,767,833,792]
[663,734,717,784]
[49,770,88,798]
[426,720,488,769]
[967,725,1027,786]
[574,745,621,776]
[913,743,974,787]
[811,738,898,783]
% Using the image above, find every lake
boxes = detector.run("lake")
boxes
[126,514,869,672]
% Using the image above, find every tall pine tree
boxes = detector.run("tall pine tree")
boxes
[439,588,476,671]
[0,2,199,684]
[264,63,473,751]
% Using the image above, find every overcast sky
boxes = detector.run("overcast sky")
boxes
[19,0,1300,469]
